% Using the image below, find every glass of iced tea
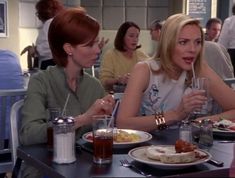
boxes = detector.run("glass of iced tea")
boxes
[92,115,113,164]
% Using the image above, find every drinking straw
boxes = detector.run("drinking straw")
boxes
[62,93,70,117]
[107,100,120,128]
[191,62,196,80]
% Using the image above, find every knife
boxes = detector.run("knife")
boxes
[207,158,224,167]
[218,140,235,143]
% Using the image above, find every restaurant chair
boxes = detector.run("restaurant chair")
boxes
[10,100,50,178]
[10,99,24,165]
[0,89,26,175]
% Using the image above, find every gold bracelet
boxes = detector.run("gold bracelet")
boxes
[154,111,167,130]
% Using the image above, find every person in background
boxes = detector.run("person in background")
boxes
[0,49,24,178]
[205,18,222,42]
[99,21,149,92]
[149,19,163,42]
[218,4,235,76]
[21,0,64,70]
[204,41,234,79]
[19,7,115,178]
[116,14,235,132]
[149,19,164,57]
[0,50,24,89]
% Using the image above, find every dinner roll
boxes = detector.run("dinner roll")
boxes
[146,146,196,163]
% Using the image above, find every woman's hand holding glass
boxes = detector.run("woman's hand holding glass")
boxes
[75,94,115,127]
[191,78,209,116]
[177,90,208,120]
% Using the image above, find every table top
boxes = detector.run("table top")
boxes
[17,127,234,178]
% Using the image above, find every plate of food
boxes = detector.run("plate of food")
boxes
[213,119,235,137]
[82,129,152,148]
[128,140,211,169]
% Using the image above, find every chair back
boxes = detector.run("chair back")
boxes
[10,99,24,165]
[0,89,26,173]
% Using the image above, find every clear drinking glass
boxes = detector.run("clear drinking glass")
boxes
[92,115,113,164]
[192,77,209,117]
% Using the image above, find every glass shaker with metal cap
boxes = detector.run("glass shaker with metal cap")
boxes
[199,119,213,147]
[53,116,76,164]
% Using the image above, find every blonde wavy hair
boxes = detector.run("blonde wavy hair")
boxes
[153,13,205,83]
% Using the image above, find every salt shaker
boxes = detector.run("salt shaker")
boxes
[179,120,192,143]
[53,116,76,164]
[199,119,213,147]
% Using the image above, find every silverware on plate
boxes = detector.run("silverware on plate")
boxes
[120,159,152,177]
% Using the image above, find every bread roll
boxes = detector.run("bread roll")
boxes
[146,146,196,163]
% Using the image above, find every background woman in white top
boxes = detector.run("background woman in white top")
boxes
[35,0,64,70]
[116,14,235,132]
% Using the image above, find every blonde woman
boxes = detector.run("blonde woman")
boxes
[116,14,235,132]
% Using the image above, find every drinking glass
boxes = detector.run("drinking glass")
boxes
[92,115,113,164]
[192,77,209,117]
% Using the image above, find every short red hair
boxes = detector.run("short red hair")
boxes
[48,7,100,67]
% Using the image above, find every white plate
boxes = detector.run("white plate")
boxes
[128,145,212,170]
[82,129,152,148]
[213,120,235,137]
[213,128,235,137]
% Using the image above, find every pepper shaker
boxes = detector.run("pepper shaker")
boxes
[199,119,213,147]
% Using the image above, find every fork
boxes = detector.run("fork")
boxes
[120,159,152,177]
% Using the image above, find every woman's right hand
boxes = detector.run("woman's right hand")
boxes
[176,90,207,118]
[76,94,115,127]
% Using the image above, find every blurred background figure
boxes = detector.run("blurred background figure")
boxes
[0,49,24,89]
[205,18,222,42]
[0,49,24,178]
[21,0,64,70]
[149,19,164,57]
[218,4,235,75]
[99,21,149,92]
[204,41,234,79]
[149,19,164,42]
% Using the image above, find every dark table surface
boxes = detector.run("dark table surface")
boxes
[16,127,234,178]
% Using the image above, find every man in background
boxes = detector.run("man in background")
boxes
[149,19,164,57]
[149,19,163,41]
[205,18,222,42]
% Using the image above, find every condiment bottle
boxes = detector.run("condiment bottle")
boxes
[179,120,192,143]
[199,119,213,147]
[53,116,76,164]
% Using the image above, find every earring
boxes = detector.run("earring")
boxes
[68,53,72,56]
